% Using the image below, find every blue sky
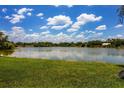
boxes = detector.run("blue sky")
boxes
[0,5,124,42]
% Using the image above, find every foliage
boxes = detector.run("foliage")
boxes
[16,42,86,47]
[107,38,124,48]
[15,38,124,48]
[0,50,14,56]
[86,40,102,47]
[0,31,15,50]
[0,42,15,49]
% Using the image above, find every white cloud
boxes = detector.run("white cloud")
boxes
[6,8,33,24]
[10,14,25,24]
[9,26,39,42]
[2,8,7,13]
[11,26,25,34]
[7,26,104,43]
[47,15,72,30]
[75,32,85,40]
[116,34,123,38]
[78,30,104,41]
[14,8,17,12]
[41,31,50,35]
[40,17,44,19]
[24,33,40,42]
[40,26,49,30]
[7,27,78,43]
[36,13,44,17]
[114,24,123,28]
[27,12,32,16]
[85,30,96,34]
[108,34,124,39]
[8,29,103,43]
[67,13,102,32]
[9,26,26,42]
[29,29,33,31]
[17,8,33,15]
[36,13,44,19]
[85,32,103,41]
[42,32,76,43]
[4,16,12,20]
[96,25,107,30]
[67,28,77,32]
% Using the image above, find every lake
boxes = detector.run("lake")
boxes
[1,47,124,64]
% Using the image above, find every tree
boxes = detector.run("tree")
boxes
[0,32,4,37]
[2,36,8,42]
[0,32,4,41]
[107,38,124,48]
[86,40,103,47]
[0,31,15,50]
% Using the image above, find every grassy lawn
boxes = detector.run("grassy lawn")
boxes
[0,57,124,88]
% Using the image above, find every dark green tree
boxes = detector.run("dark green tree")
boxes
[0,32,15,50]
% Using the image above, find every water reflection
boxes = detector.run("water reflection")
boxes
[0,50,14,56]
[6,47,124,64]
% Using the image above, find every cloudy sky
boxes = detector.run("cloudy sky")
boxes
[0,5,124,43]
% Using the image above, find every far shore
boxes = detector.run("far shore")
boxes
[15,46,124,49]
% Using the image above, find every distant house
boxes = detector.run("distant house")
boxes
[102,43,111,46]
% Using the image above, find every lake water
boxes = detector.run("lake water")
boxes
[1,47,124,64]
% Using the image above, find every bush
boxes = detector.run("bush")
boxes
[0,42,15,50]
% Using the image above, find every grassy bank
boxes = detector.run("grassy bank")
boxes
[0,57,124,88]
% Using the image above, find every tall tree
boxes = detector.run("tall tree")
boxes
[0,32,4,41]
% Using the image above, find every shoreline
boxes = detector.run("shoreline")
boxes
[14,46,124,49]
[1,56,123,65]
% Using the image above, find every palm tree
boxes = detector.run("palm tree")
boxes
[117,5,124,23]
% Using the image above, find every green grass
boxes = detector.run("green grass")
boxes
[0,57,124,88]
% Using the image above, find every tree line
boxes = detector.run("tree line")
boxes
[15,38,124,48]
